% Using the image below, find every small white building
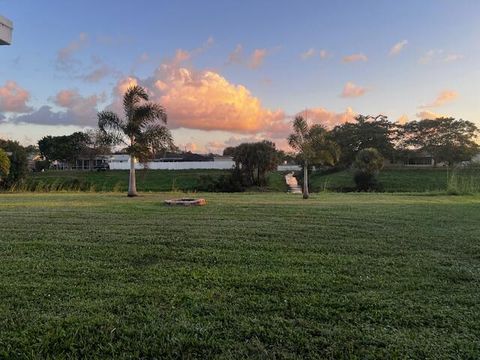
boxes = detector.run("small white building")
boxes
[0,15,13,45]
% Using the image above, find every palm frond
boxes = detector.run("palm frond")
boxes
[98,111,124,132]
[134,103,167,127]
[136,124,174,157]
[123,85,149,118]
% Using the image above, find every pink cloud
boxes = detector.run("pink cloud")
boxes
[299,107,357,129]
[227,45,271,69]
[416,110,445,120]
[342,53,368,63]
[249,49,268,69]
[397,114,409,124]
[419,90,458,108]
[341,82,368,98]
[0,81,32,113]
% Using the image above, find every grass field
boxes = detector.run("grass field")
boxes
[23,170,287,193]
[1,192,479,358]
[311,167,480,193]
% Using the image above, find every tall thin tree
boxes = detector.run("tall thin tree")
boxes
[98,85,174,196]
[288,116,340,199]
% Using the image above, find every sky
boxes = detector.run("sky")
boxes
[0,0,479,153]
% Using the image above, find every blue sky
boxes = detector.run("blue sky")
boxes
[1,0,479,152]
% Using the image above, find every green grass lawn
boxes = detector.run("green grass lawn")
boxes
[1,192,479,358]
[311,167,480,193]
[23,170,287,193]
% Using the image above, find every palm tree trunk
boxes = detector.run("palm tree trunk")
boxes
[303,161,309,199]
[128,154,138,197]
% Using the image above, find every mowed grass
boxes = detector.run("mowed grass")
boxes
[23,170,287,192]
[311,167,480,193]
[1,193,479,359]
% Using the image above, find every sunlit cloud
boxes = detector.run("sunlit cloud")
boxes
[416,110,445,120]
[0,81,32,113]
[419,90,458,108]
[342,53,368,63]
[104,49,287,134]
[397,114,409,124]
[341,82,368,98]
[297,107,357,129]
[389,40,408,56]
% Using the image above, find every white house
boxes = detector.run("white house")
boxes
[0,15,13,45]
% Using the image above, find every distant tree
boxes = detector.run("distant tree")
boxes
[288,116,340,199]
[330,114,397,166]
[353,148,384,191]
[400,117,479,166]
[222,147,236,157]
[0,149,10,183]
[38,132,89,167]
[0,139,28,188]
[82,129,112,170]
[231,141,279,186]
[98,85,174,196]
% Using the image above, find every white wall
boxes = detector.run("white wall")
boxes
[0,16,13,45]
[277,165,301,171]
[108,159,235,170]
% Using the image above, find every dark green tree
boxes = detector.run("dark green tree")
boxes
[0,148,10,183]
[0,139,28,188]
[330,114,397,166]
[231,141,279,186]
[38,132,89,167]
[400,117,479,166]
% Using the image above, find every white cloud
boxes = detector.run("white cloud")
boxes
[389,40,408,56]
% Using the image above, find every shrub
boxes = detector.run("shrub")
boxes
[197,169,245,192]
[353,148,384,192]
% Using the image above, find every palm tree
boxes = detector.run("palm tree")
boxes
[287,116,340,199]
[98,85,174,197]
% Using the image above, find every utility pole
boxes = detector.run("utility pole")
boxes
[0,15,13,45]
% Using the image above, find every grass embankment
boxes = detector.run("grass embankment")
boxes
[22,170,287,192]
[311,167,480,193]
[0,193,479,358]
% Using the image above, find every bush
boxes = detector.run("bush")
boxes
[197,169,245,192]
[353,148,384,192]
[354,171,383,192]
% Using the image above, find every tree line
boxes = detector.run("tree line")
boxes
[1,85,478,196]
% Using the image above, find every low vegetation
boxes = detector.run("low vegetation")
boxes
[310,166,480,193]
[21,169,287,193]
[1,192,479,358]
